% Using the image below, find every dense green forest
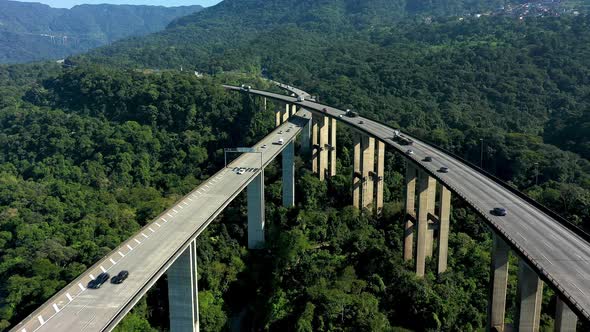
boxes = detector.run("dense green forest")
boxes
[0,0,202,64]
[2,0,590,330]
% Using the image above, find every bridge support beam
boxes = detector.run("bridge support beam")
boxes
[425,178,437,259]
[318,115,329,181]
[403,162,417,261]
[437,185,451,274]
[168,240,199,332]
[312,119,318,174]
[282,141,295,207]
[555,297,577,332]
[275,109,281,127]
[262,97,267,111]
[247,171,265,249]
[353,134,361,209]
[375,140,385,214]
[282,104,290,123]
[300,115,311,156]
[291,104,297,116]
[415,170,436,277]
[361,136,375,209]
[517,260,544,332]
[488,234,510,332]
[329,118,337,177]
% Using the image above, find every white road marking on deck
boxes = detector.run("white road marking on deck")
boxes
[188,197,193,201]
[21,328,26,332]
[149,227,155,233]
[516,232,527,242]
[89,274,95,280]
[66,293,73,301]
[118,251,125,257]
[183,201,189,206]
[78,283,85,291]
[134,239,141,244]
[571,282,586,295]
[178,205,184,209]
[540,254,552,265]
[167,213,174,218]
[100,266,106,272]
[205,185,210,188]
[37,316,44,325]
[155,222,161,227]
[52,304,59,313]
[161,218,168,223]
[109,258,117,264]
[172,209,178,213]
[142,233,148,238]
[127,244,133,250]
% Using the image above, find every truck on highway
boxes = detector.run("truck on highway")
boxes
[278,138,284,145]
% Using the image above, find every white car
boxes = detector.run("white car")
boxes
[278,138,284,145]
[406,149,414,155]
[297,95,305,102]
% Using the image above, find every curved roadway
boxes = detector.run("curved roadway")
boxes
[225,85,590,321]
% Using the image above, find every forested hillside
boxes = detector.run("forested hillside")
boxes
[0,1,202,64]
[2,0,590,331]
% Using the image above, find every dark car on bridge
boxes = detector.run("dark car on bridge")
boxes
[491,207,507,216]
[111,270,129,284]
[345,109,358,117]
[88,272,110,289]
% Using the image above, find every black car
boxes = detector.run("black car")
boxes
[491,207,507,216]
[88,272,110,289]
[439,166,449,173]
[345,109,358,118]
[111,270,129,284]
[424,156,432,162]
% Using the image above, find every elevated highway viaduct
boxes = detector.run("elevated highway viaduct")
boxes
[11,82,588,332]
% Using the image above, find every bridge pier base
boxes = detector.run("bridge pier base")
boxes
[282,142,295,207]
[437,186,451,274]
[517,260,544,332]
[168,240,199,332]
[403,162,417,261]
[247,171,265,249]
[329,118,337,177]
[488,234,510,332]
[416,170,436,277]
[555,297,577,332]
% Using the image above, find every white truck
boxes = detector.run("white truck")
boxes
[278,138,284,145]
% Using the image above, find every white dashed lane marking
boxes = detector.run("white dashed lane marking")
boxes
[167,213,174,218]
[118,251,125,257]
[172,209,178,213]
[52,304,59,313]
[161,218,168,223]
[149,227,155,233]
[134,239,141,244]
[142,233,148,238]
[37,316,44,325]
[109,258,116,264]
[127,244,133,250]
[66,293,73,301]
[155,222,161,227]
[78,283,85,291]
[89,274,95,280]
[100,266,106,273]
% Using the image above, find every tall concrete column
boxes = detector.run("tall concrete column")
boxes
[318,115,329,181]
[488,234,510,332]
[312,119,318,174]
[555,297,577,332]
[291,104,297,116]
[262,97,267,111]
[300,116,311,156]
[247,171,265,249]
[403,162,417,261]
[282,104,290,123]
[168,240,199,332]
[437,185,451,274]
[416,170,435,277]
[425,179,437,258]
[375,140,385,214]
[361,136,375,209]
[329,118,337,177]
[353,134,361,209]
[517,260,544,332]
[275,109,281,127]
[282,141,295,207]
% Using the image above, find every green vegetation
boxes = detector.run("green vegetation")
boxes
[0,0,202,64]
[1,0,590,331]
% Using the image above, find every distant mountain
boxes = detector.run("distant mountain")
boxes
[0,0,203,64]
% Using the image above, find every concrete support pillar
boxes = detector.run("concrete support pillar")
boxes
[555,297,577,332]
[282,104,290,123]
[329,118,337,177]
[168,240,199,332]
[488,234,510,332]
[247,171,265,249]
[262,97,267,111]
[437,185,451,274]
[415,170,436,277]
[318,115,329,181]
[291,104,297,116]
[425,179,437,258]
[312,119,318,174]
[352,134,361,209]
[517,260,544,332]
[361,136,375,209]
[403,162,417,261]
[375,140,385,214]
[300,116,311,156]
[282,141,295,207]
[275,109,281,127]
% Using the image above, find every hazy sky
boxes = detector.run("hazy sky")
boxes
[18,0,222,8]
